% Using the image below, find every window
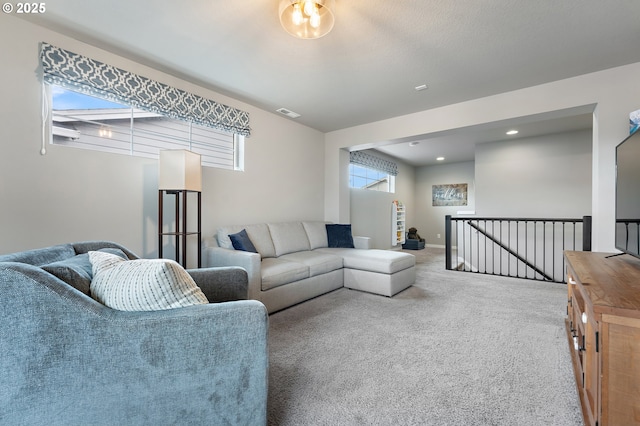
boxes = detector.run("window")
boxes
[40,42,250,171]
[349,151,398,193]
[349,164,395,192]
[49,86,244,170]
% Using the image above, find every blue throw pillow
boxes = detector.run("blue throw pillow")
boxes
[42,248,128,295]
[229,229,258,253]
[326,224,355,248]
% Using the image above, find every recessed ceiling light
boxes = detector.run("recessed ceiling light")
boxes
[506,130,518,135]
[436,157,445,161]
[414,84,428,91]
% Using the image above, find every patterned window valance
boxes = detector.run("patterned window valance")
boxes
[350,151,398,176]
[40,42,251,137]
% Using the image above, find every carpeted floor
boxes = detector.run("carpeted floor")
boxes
[267,247,583,426]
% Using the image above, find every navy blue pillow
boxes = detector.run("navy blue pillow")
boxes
[229,229,258,253]
[326,224,355,248]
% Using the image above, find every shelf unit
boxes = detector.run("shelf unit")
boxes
[392,200,406,246]
[565,251,640,426]
[158,189,201,268]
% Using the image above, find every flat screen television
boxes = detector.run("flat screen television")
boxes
[615,129,640,258]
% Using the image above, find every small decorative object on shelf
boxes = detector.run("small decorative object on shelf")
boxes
[158,150,202,268]
[392,200,406,247]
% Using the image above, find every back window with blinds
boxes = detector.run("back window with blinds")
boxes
[50,86,243,170]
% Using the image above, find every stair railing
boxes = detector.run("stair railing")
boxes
[445,215,592,283]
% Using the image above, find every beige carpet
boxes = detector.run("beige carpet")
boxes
[267,247,582,425]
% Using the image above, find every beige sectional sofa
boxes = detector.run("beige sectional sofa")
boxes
[204,221,416,313]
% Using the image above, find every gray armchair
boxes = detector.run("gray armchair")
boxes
[0,241,268,426]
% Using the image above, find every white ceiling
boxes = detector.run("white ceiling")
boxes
[375,108,595,166]
[20,0,640,165]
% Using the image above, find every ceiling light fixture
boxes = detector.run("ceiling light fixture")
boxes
[506,130,519,135]
[279,0,335,40]
[414,84,428,91]
[276,107,301,118]
[409,141,420,147]
[436,157,445,161]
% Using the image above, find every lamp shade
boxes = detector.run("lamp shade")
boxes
[159,149,202,191]
[279,0,335,39]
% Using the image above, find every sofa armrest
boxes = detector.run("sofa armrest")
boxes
[187,266,248,302]
[0,264,268,425]
[204,246,262,300]
[353,236,371,249]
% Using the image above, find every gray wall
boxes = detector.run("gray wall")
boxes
[414,161,476,246]
[0,15,325,257]
[414,129,592,246]
[475,129,592,217]
[350,150,415,249]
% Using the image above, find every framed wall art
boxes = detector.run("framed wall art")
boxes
[432,183,468,206]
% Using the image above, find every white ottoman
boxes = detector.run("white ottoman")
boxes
[340,249,416,297]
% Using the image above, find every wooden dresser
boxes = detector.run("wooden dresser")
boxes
[565,251,640,426]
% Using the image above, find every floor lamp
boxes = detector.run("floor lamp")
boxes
[158,149,202,268]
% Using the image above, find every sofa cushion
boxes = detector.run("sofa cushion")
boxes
[89,251,208,311]
[323,249,415,274]
[260,257,309,291]
[279,251,343,277]
[42,248,128,295]
[303,221,329,250]
[326,224,355,248]
[217,224,276,258]
[268,222,311,257]
[229,229,258,253]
